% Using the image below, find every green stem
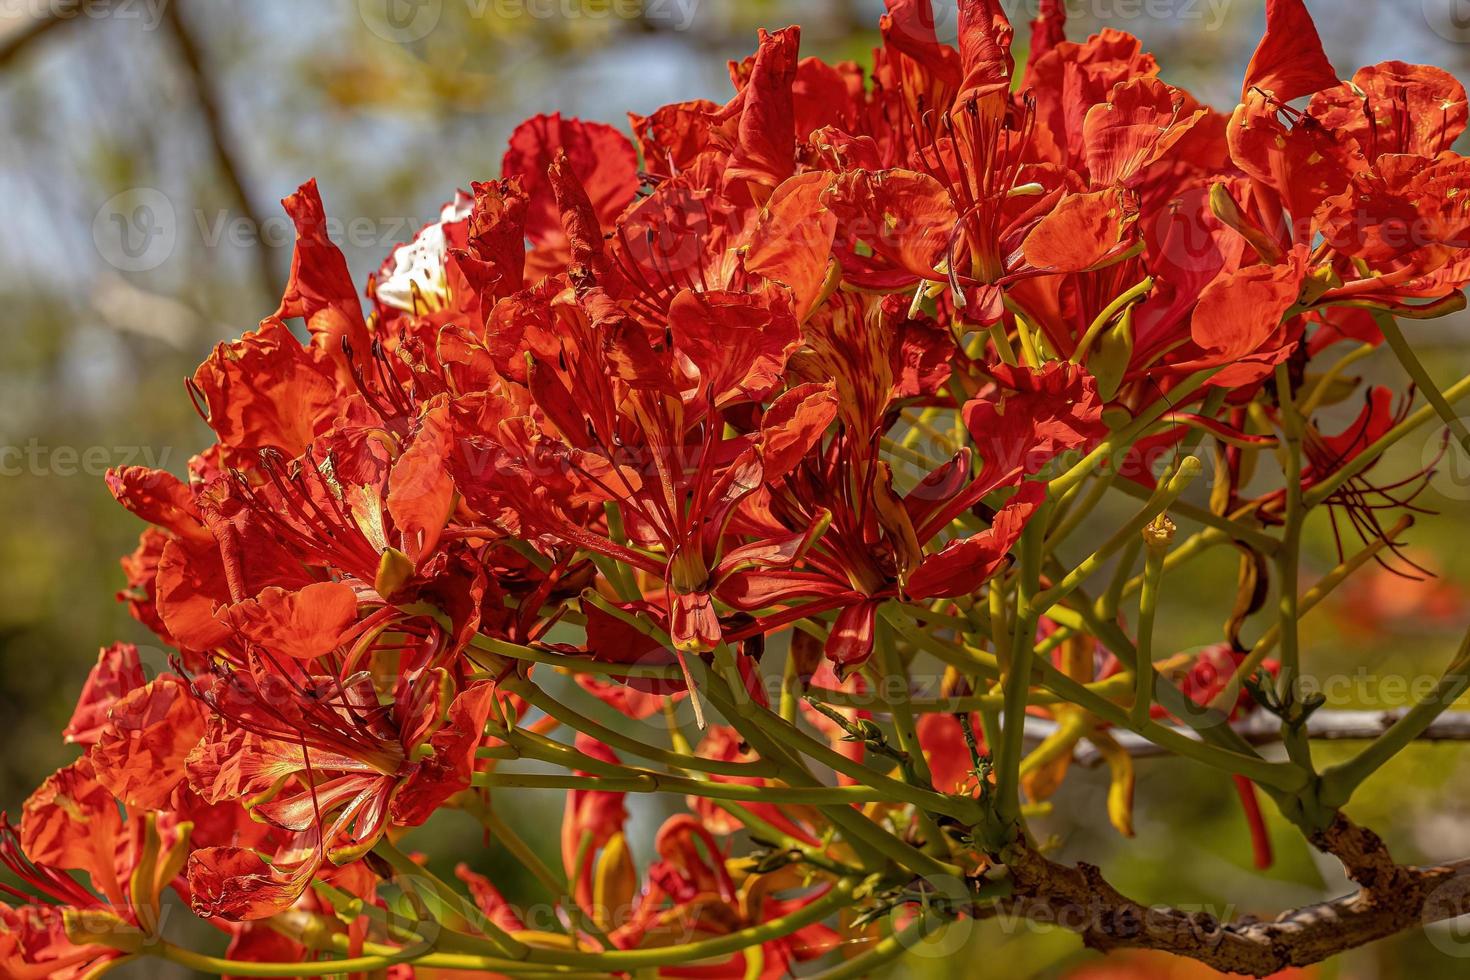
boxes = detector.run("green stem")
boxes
[883,604,1001,680]
[1100,534,1145,622]
[1132,529,1167,728]
[716,801,861,876]
[804,912,944,979]
[1072,276,1153,363]
[1044,468,1116,555]
[308,881,515,958]
[1056,593,1278,768]
[1300,342,1377,417]
[1111,527,1230,609]
[1029,661,1306,791]
[1048,370,1215,498]
[316,878,858,972]
[720,697,978,822]
[506,679,776,778]
[1273,362,1313,772]
[1213,515,1413,712]
[989,320,1019,366]
[779,648,802,722]
[698,665,960,877]
[995,518,1045,829]
[472,770,921,805]
[1031,458,1202,618]
[805,672,1136,713]
[1375,312,1470,453]
[471,802,610,949]
[1320,625,1470,806]
[882,436,946,473]
[147,941,415,977]
[873,620,949,855]
[359,869,862,973]
[1109,477,1278,554]
[464,629,679,681]
[375,840,527,958]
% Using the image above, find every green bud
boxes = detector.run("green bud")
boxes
[1090,307,1135,403]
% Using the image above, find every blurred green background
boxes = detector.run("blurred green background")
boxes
[2,1,1469,976]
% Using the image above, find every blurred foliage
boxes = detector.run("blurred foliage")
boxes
[2,1,1470,976]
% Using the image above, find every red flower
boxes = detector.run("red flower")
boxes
[1,759,193,979]
[31,0,1470,972]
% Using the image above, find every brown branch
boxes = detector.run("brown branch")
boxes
[160,2,278,301]
[984,820,1470,976]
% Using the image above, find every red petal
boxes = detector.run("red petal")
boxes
[502,112,639,275]
[1022,189,1135,272]
[919,712,986,795]
[1024,0,1067,80]
[962,362,1107,484]
[274,179,370,357]
[387,401,456,565]
[190,318,338,458]
[221,581,359,660]
[669,288,800,407]
[188,846,317,921]
[90,675,206,810]
[724,27,801,192]
[1310,62,1468,158]
[63,643,147,746]
[957,0,1015,98]
[20,758,124,880]
[906,482,1044,599]
[829,169,958,282]
[1189,258,1304,362]
[742,171,838,318]
[393,683,499,825]
[1241,0,1337,103]
[760,382,837,478]
[1083,77,1205,187]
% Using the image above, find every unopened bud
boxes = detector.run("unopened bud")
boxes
[375,547,415,599]
[1091,307,1135,402]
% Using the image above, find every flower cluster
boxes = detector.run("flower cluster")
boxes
[7,1,1470,976]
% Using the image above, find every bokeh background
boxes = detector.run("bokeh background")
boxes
[2,0,1470,976]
